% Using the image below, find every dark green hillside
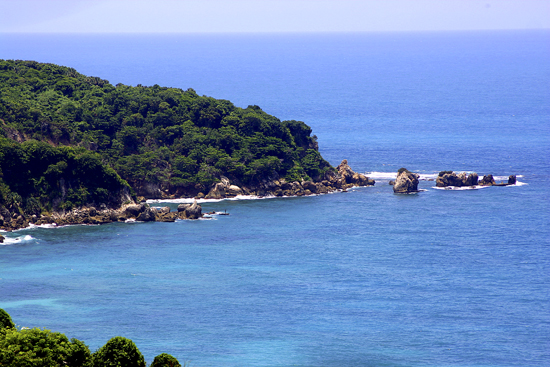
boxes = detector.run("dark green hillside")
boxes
[0,59,333,199]
[0,138,132,228]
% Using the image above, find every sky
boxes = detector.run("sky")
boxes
[1,0,549,33]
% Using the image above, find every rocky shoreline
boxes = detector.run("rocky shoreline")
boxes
[0,163,520,238]
[0,160,375,234]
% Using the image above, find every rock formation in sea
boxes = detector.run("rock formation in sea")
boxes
[478,174,495,186]
[393,168,420,193]
[177,200,202,220]
[436,171,479,187]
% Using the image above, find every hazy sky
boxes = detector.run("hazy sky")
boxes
[1,0,549,33]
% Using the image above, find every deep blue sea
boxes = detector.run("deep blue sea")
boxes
[1,31,549,366]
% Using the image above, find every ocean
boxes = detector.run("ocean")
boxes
[1,31,549,366]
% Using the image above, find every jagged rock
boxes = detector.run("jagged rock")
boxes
[227,185,243,196]
[136,207,156,222]
[462,172,479,186]
[205,182,226,199]
[479,174,495,186]
[177,200,202,220]
[437,171,478,187]
[393,168,419,193]
[335,159,375,188]
[177,203,190,212]
[508,175,517,185]
[124,204,145,217]
[156,206,170,214]
[337,159,355,184]
[301,181,318,194]
[156,212,178,222]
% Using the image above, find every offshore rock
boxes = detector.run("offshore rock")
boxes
[393,168,420,193]
[436,171,478,187]
[336,160,375,189]
[479,174,495,186]
[177,200,202,219]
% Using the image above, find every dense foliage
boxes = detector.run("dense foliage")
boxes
[0,309,182,367]
[0,308,15,330]
[0,60,333,202]
[150,353,182,367]
[0,137,131,216]
[92,337,145,367]
[0,326,92,367]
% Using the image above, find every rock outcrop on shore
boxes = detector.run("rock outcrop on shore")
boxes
[393,168,419,193]
[436,171,479,187]
[0,202,203,232]
[197,160,375,200]
[0,159,373,231]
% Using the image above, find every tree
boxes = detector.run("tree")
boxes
[0,308,15,329]
[92,336,145,367]
[150,353,182,367]
[0,327,92,367]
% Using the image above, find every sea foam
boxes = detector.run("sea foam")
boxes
[1,234,35,245]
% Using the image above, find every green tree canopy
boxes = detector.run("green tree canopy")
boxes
[0,308,15,329]
[0,59,334,201]
[92,336,145,367]
[150,353,182,367]
[0,327,92,367]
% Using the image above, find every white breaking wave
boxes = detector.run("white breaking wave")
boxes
[148,194,280,204]
[432,185,492,191]
[1,234,35,245]
[364,171,438,181]
[26,223,58,229]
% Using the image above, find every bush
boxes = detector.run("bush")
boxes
[150,353,182,367]
[92,336,145,367]
[0,327,91,367]
[0,308,15,329]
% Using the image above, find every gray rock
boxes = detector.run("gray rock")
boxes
[125,204,145,217]
[178,200,202,220]
[393,169,419,193]
[136,207,156,222]
[479,174,495,186]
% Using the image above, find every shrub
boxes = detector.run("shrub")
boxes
[0,308,15,330]
[92,336,145,367]
[150,353,182,367]
[0,327,91,367]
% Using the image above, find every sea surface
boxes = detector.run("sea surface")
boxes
[1,31,549,366]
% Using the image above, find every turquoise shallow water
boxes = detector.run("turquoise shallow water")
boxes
[1,31,549,366]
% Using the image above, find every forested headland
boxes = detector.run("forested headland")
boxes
[0,60,373,230]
